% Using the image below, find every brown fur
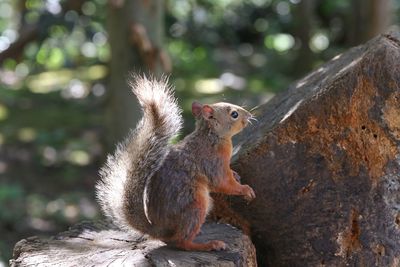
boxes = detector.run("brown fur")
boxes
[96,76,255,252]
[144,102,256,250]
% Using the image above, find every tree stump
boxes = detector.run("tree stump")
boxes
[213,32,400,266]
[10,221,257,266]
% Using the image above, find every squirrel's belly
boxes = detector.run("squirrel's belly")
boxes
[194,179,213,216]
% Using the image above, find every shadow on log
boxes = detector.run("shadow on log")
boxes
[213,31,400,266]
[10,221,256,266]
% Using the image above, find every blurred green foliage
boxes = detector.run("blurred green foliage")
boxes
[0,0,399,264]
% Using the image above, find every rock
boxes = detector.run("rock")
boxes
[214,32,400,266]
[10,221,257,267]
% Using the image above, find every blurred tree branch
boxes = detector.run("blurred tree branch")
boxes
[0,25,38,64]
[0,0,87,65]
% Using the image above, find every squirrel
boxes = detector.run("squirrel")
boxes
[96,75,256,251]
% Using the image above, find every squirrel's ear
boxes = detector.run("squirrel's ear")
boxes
[202,105,214,120]
[192,101,203,118]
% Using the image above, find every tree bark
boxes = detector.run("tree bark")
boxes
[213,32,400,266]
[106,0,166,146]
[10,221,257,267]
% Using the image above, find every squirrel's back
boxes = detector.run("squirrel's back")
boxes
[95,75,182,233]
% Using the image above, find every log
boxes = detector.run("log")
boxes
[10,221,257,267]
[213,32,400,266]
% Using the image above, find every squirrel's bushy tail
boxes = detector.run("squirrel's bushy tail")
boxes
[96,75,182,232]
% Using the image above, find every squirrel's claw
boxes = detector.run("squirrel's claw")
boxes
[241,185,256,202]
[209,240,227,251]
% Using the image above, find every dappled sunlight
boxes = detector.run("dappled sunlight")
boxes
[46,199,65,214]
[332,53,343,61]
[64,204,79,220]
[195,78,224,94]
[17,127,37,142]
[15,63,30,78]
[280,99,303,123]
[61,79,90,99]
[316,66,327,74]
[337,55,363,76]
[0,1,13,19]
[254,17,269,32]
[26,65,108,94]
[193,73,249,94]
[79,197,98,218]
[0,0,398,263]
[66,150,91,166]
[295,79,307,89]
[23,194,99,231]
[249,53,268,67]
[81,42,97,58]
[232,144,242,157]
[41,146,58,165]
[45,0,62,15]
[295,65,326,89]
[238,43,254,57]
[26,69,74,93]
[91,83,106,97]
[0,104,8,121]
[265,33,295,52]
[220,72,246,90]
[28,217,55,231]
[275,1,290,16]
[0,70,19,86]
[0,36,10,52]
[310,32,330,52]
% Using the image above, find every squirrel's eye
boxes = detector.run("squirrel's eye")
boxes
[230,111,239,119]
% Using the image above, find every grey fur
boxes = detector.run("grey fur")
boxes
[96,76,254,248]
[96,75,182,233]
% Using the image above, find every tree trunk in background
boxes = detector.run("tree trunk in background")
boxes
[368,0,392,39]
[292,0,316,77]
[106,0,165,147]
[347,0,392,45]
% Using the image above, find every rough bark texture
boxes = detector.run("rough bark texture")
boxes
[214,32,400,266]
[10,221,257,267]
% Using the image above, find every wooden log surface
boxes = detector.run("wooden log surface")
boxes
[212,31,400,266]
[10,221,257,267]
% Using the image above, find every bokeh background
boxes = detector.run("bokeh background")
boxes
[0,0,399,264]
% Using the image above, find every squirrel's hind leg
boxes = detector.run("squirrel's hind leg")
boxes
[171,210,226,251]
[167,180,226,251]
[175,239,226,251]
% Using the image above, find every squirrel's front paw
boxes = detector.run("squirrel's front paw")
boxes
[209,240,226,251]
[241,185,256,202]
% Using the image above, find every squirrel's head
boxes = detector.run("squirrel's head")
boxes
[192,101,253,138]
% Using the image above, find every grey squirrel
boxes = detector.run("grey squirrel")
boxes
[96,75,255,251]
